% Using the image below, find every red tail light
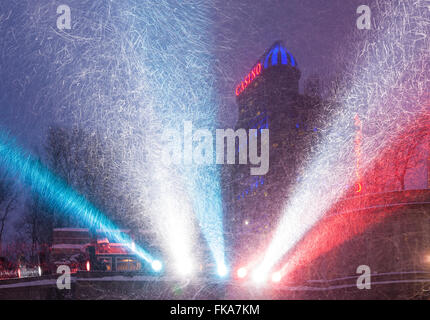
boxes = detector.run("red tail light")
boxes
[86,261,90,272]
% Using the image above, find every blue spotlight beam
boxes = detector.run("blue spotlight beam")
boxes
[134,1,228,276]
[185,165,226,275]
[0,131,157,266]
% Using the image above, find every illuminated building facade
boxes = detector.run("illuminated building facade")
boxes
[223,41,323,257]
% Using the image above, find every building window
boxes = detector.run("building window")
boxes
[97,257,112,271]
[116,257,141,272]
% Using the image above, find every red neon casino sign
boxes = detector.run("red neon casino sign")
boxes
[235,62,262,96]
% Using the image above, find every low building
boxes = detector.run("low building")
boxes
[94,229,141,272]
[49,228,142,273]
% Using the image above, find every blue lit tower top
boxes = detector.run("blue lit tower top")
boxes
[235,41,301,122]
[235,41,301,107]
[262,41,297,69]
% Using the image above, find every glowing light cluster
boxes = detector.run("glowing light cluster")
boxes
[0,1,228,278]
[249,0,430,284]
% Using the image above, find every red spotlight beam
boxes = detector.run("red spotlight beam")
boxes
[274,113,430,282]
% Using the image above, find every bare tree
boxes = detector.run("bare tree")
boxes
[44,126,137,228]
[392,123,429,190]
[0,173,17,255]
[365,115,429,192]
[14,125,143,262]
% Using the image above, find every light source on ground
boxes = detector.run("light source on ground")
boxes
[151,260,163,272]
[272,271,282,283]
[217,263,228,277]
[237,267,247,279]
[252,268,268,285]
[176,260,194,277]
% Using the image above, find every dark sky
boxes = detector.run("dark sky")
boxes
[0,0,367,148]
[214,0,365,89]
